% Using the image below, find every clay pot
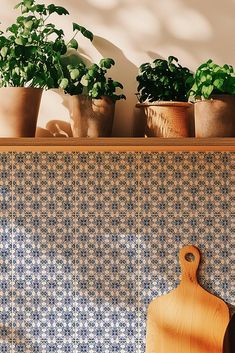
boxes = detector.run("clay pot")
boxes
[136,101,192,137]
[69,95,115,137]
[0,87,43,137]
[195,95,235,137]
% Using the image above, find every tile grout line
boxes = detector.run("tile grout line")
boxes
[137,152,141,353]
[10,152,13,352]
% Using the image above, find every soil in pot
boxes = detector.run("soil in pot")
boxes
[0,87,43,137]
[195,95,235,137]
[69,95,115,137]
[136,101,192,137]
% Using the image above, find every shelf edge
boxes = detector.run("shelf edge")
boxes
[0,138,234,151]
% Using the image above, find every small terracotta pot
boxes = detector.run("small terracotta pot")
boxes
[136,101,192,137]
[195,95,235,137]
[69,95,115,137]
[0,87,43,137]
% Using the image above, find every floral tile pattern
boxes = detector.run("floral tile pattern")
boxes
[74,153,138,353]
[0,153,12,353]
[12,153,75,353]
[75,153,138,216]
[139,152,235,353]
[0,151,234,353]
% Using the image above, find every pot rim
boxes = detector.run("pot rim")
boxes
[195,94,235,103]
[0,86,43,92]
[136,101,192,108]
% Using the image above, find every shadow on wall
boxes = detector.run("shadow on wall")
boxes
[25,0,235,136]
[68,0,235,64]
[92,36,142,137]
[37,120,72,137]
[61,0,235,136]
[37,37,147,137]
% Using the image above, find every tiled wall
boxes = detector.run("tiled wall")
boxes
[0,151,234,353]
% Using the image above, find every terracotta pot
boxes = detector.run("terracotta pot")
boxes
[0,87,43,137]
[136,101,192,137]
[195,95,235,137]
[69,95,115,137]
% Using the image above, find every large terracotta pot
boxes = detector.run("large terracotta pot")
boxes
[69,95,115,137]
[0,87,43,137]
[195,95,235,137]
[136,101,192,137]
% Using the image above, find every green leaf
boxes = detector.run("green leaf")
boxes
[168,56,178,64]
[88,64,99,77]
[70,69,80,80]
[213,78,224,90]
[201,84,214,98]
[59,78,69,89]
[15,37,27,46]
[112,81,123,89]
[200,75,208,83]
[93,82,102,89]
[14,67,21,76]
[68,39,78,50]
[81,75,88,86]
[223,64,233,73]
[24,0,34,8]
[16,16,26,24]
[91,88,99,98]
[73,23,93,41]
[47,4,69,15]
[7,24,19,34]
[33,4,46,14]
[100,58,115,69]
[53,29,64,38]
[24,20,33,29]
[0,36,7,47]
[139,63,150,72]
[185,75,194,86]
[0,47,8,58]
[53,40,67,54]
[21,6,30,14]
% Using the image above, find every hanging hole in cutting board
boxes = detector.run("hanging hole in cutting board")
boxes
[185,252,195,262]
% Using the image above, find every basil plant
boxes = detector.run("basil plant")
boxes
[62,58,126,101]
[0,0,93,89]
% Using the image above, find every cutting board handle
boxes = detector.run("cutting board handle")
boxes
[179,245,200,284]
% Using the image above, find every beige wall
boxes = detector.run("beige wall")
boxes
[2,0,235,136]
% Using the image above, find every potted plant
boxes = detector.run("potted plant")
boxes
[61,58,126,137]
[0,0,93,137]
[136,56,194,137]
[190,59,235,137]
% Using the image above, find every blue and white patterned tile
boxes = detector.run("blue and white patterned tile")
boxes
[138,152,235,353]
[0,149,234,353]
[0,153,12,353]
[75,153,138,216]
[74,153,138,353]
[12,153,75,353]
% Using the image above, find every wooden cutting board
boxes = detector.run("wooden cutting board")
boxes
[146,245,229,353]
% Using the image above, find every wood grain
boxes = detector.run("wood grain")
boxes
[0,138,234,151]
[146,245,229,353]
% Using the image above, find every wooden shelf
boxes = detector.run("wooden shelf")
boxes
[0,138,234,152]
